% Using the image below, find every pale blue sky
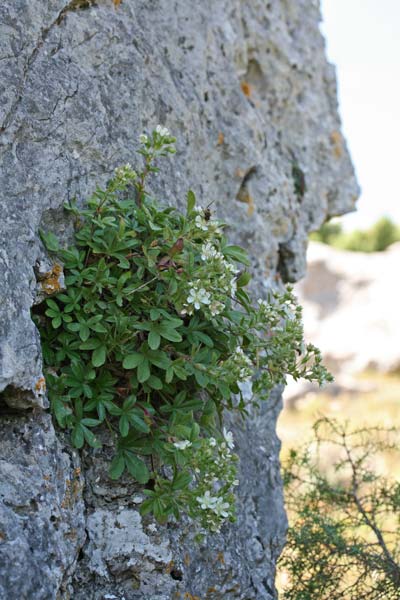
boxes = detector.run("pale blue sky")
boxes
[320,0,400,229]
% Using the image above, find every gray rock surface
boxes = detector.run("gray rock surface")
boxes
[0,1,358,598]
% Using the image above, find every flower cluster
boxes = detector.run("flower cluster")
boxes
[218,345,254,383]
[179,235,240,319]
[114,163,137,184]
[155,124,170,138]
[189,431,238,533]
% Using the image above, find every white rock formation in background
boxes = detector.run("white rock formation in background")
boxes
[297,241,400,375]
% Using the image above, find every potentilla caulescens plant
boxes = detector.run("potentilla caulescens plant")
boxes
[35,126,332,532]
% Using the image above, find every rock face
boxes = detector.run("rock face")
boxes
[296,241,400,375]
[0,1,358,598]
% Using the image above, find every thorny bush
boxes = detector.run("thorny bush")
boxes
[279,417,400,600]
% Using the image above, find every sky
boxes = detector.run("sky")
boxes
[320,0,400,230]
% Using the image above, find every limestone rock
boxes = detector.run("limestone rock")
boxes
[0,1,358,598]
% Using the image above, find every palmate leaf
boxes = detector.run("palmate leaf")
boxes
[124,451,150,483]
[122,353,143,369]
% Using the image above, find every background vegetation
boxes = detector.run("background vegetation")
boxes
[310,216,400,252]
[277,374,400,599]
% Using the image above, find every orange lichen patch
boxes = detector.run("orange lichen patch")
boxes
[330,130,343,158]
[247,195,255,216]
[184,553,191,566]
[234,167,246,179]
[183,594,200,600]
[215,551,225,565]
[240,80,252,97]
[113,0,122,6]
[40,263,63,295]
[35,377,46,393]
[217,131,224,146]
[165,560,175,574]
[236,188,255,215]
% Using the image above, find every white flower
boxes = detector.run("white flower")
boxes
[223,427,235,450]
[139,133,148,144]
[147,523,157,532]
[201,242,219,261]
[195,214,209,231]
[232,479,240,486]
[173,440,192,450]
[209,437,217,447]
[187,286,211,310]
[196,490,217,510]
[213,497,230,518]
[156,124,170,137]
[115,164,136,183]
[224,261,239,275]
[257,298,268,308]
[209,300,224,316]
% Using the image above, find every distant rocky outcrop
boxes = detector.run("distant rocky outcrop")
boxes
[296,241,400,375]
[0,1,357,598]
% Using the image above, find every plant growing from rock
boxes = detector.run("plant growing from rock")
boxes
[279,417,400,599]
[35,126,331,531]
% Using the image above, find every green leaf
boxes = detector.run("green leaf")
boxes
[187,189,196,214]
[122,353,144,369]
[71,425,84,449]
[109,453,125,479]
[148,330,161,350]
[130,413,150,433]
[137,359,150,383]
[147,351,170,370]
[92,345,106,367]
[194,369,208,387]
[40,230,60,252]
[237,271,251,287]
[222,245,251,266]
[159,328,182,343]
[119,415,130,437]
[52,397,72,427]
[46,299,59,311]
[193,331,214,347]
[79,324,90,342]
[82,425,101,448]
[172,471,192,491]
[81,418,102,427]
[146,375,163,390]
[124,452,150,484]
[165,367,174,383]
[52,317,62,329]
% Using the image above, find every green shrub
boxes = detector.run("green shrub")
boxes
[35,127,331,531]
[310,217,400,253]
[279,417,400,599]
